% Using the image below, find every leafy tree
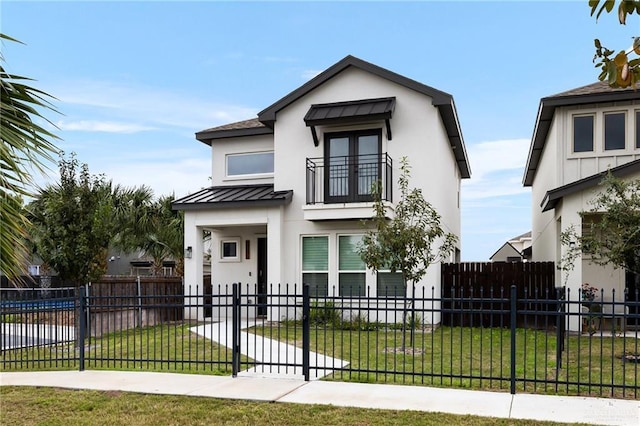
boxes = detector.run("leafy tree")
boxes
[1,34,60,283]
[358,157,457,348]
[109,189,184,277]
[28,153,113,285]
[590,1,640,87]
[559,173,640,284]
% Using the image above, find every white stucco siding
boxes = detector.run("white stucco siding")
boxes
[266,67,459,304]
[272,67,461,238]
[531,117,560,262]
[210,134,275,186]
[557,103,640,186]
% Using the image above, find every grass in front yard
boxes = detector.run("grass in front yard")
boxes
[1,322,238,375]
[251,323,639,398]
[0,386,574,426]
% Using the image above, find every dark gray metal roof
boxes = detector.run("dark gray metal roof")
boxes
[523,82,640,187]
[540,159,640,212]
[304,97,396,126]
[172,184,293,211]
[196,118,272,145]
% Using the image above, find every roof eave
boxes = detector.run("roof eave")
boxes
[195,126,274,145]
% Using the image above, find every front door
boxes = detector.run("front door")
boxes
[325,130,381,203]
[257,238,267,317]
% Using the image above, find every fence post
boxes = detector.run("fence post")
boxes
[510,284,517,395]
[302,284,310,381]
[555,287,565,370]
[79,286,86,371]
[232,283,240,377]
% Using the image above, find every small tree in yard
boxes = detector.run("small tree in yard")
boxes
[560,173,640,292]
[358,157,457,349]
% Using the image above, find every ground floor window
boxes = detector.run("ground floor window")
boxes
[377,271,405,298]
[338,235,365,297]
[302,236,328,296]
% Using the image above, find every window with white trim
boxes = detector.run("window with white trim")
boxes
[302,236,328,297]
[573,115,594,153]
[338,235,365,297]
[226,151,274,177]
[604,112,626,150]
[220,238,240,261]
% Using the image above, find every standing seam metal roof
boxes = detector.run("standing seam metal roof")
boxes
[172,184,293,211]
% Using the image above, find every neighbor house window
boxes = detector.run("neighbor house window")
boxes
[377,271,404,298]
[604,112,626,150]
[636,111,640,149]
[226,151,274,177]
[221,238,240,261]
[302,236,328,297]
[573,115,594,153]
[338,235,365,297]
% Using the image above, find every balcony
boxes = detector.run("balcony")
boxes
[304,153,393,221]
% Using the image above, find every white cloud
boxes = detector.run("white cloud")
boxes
[56,120,156,133]
[47,79,258,131]
[301,69,322,80]
[462,138,530,200]
[98,157,211,199]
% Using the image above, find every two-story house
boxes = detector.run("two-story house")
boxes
[523,81,640,330]
[173,55,471,321]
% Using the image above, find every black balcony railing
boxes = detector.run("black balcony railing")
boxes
[306,153,392,204]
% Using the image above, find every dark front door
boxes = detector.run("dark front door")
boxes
[257,238,267,317]
[325,130,381,203]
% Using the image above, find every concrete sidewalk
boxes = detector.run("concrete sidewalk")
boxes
[1,371,638,425]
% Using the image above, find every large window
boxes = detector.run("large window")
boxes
[227,151,274,177]
[604,112,626,150]
[325,130,381,203]
[338,235,366,297]
[573,115,594,153]
[302,236,328,297]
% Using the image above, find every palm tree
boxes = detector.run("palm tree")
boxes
[1,34,60,283]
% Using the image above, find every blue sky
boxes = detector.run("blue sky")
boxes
[2,1,636,261]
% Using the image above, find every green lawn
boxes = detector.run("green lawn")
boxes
[0,386,581,426]
[250,322,640,398]
[2,319,638,399]
[1,322,236,375]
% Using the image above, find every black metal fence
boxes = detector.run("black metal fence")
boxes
[1,283,638,399]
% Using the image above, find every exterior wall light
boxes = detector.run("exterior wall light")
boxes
[185,246,193,259]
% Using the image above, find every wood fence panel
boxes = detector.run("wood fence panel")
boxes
[441,261,556,328]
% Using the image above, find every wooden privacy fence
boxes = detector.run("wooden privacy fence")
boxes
[86,276,184,336]
[441,261,557,327]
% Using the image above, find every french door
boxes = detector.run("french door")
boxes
[324,130,381,203]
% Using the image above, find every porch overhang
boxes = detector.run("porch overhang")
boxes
[304,97,396,146]
[172,184,293,211]
[540,159,640,212]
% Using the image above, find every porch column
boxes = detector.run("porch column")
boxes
[184,215,204,321]
[266,207,284,322]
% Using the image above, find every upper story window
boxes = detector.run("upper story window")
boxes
[226,151,274,177]
[573,115,594,153]
[636,110,640,149]
[604,112,626,150]
[325,130,381,203]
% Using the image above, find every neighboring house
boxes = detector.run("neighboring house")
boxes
[523,81,640,329]
[490,231,532,262]
[173,55,471,321]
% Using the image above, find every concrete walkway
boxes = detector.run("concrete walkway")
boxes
[1,370,638,425]
[190,320,348,379]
